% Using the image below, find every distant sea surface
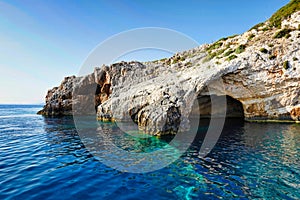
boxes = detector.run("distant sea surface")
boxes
[0,104,299,199]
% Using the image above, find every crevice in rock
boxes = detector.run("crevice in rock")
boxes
[128,103,149,125]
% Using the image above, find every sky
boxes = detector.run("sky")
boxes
[0,0,289,104]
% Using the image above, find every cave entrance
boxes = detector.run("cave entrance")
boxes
[189,95,245,154]
[189,95,245,143]
[192,95,245,119]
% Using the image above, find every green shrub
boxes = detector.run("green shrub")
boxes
[217,37,228,42]
[298,24,300,30]
[269,0,300,28]
[248,34,255,41]
[207,42,223,52]
[269,55,277,60]
[215,48,226,56]
[274,28,292,38]
[262,27,269,31]
[172,56,185,64]
[283,60,290,69]
[186,62,192,67]
[227,55,238,61]
[268,44,274,47]
[202,57,210,63]
[227,34,239,39]
[260,48,268,54]
[293,57,298,61]
[216,34,238,42]
[250,22,264,31]
[224,49,234,57]
[207,48,227,60]
[208,52,217,59]
[172,58,178,64]
[235,44,247,54]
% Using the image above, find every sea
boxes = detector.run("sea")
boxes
[0,104,299,199]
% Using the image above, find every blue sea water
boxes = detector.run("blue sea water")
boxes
[0,104,299,199]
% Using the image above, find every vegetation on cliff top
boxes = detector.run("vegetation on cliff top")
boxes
[269,0,300,28]
[250,0,300,30]
[274,28,293,38]
[204,1,300,63]
[235,44,247,54]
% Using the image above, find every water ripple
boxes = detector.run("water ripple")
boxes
[0,106,299,199]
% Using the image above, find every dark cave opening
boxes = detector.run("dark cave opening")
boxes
[192,95,245,119]
[188,95,246,152]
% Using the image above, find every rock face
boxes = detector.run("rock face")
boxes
[38,8,300,135]
[37,76,75,116]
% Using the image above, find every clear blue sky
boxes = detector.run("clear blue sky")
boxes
[0,0,289,104]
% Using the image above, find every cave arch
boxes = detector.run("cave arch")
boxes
[192,95,245,119]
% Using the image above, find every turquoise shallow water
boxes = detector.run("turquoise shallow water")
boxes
[0,105,299,199]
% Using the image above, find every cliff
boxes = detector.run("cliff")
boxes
[37,76,75,116]
[38,2,300,135]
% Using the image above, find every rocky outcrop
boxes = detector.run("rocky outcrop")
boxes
[37,76,75,116]
[38,6,300,135]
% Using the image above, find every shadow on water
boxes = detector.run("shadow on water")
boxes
[42,115,76,132]
[188,118,245,156]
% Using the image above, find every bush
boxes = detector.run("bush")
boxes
[208,52,217,59]
[202,57,210,63]
[235,44,247,54]
[250,22,265,31]
[215,48,226,57]
[262,27,270,31]
[274,28,292,38]
[293,57,298,61]
[283,60,290,69]
[217,37,228,42]
[227,55,238,61]
[227,34,239,39]
[269,0,300,28]
[207,42,223,52]
[207,48,228,60]
[186,62,192,67]
[224,49,234,57]
[172,56,185,64]
[248,34,255,41]
[269,55,277,60]
[260,48,268,54]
